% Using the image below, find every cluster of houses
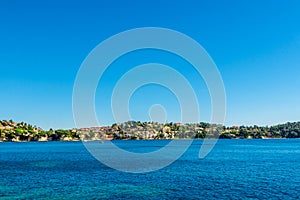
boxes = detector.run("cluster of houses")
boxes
[77,121,213,140]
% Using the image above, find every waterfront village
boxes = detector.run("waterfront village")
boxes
[0,120,300,142]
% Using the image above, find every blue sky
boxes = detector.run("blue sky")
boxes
[0,0,300,129]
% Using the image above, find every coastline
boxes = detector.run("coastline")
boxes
[1,120,300,142]
[0,137,295,143]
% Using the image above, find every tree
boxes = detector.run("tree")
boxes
[239,129,249,138]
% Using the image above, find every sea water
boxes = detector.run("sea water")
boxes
[1,139,300,199]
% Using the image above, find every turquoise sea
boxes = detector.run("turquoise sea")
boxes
[1,139,300,199]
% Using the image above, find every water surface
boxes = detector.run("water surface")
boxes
[1,139,300,199]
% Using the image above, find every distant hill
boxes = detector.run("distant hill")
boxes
[1,119,300,142]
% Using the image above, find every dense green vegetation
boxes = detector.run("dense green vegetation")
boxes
[0,120,79,142]
[108,121,300,140]
[1,119,300,142]
[220,122,300,139]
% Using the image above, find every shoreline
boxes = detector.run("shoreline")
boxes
[1,120,300,142]
[1,137,297,143]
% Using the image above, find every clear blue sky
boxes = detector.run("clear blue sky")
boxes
[1,0,300,129]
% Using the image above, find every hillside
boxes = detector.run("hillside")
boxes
[1,120,300,142]
[0,120,79,142]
